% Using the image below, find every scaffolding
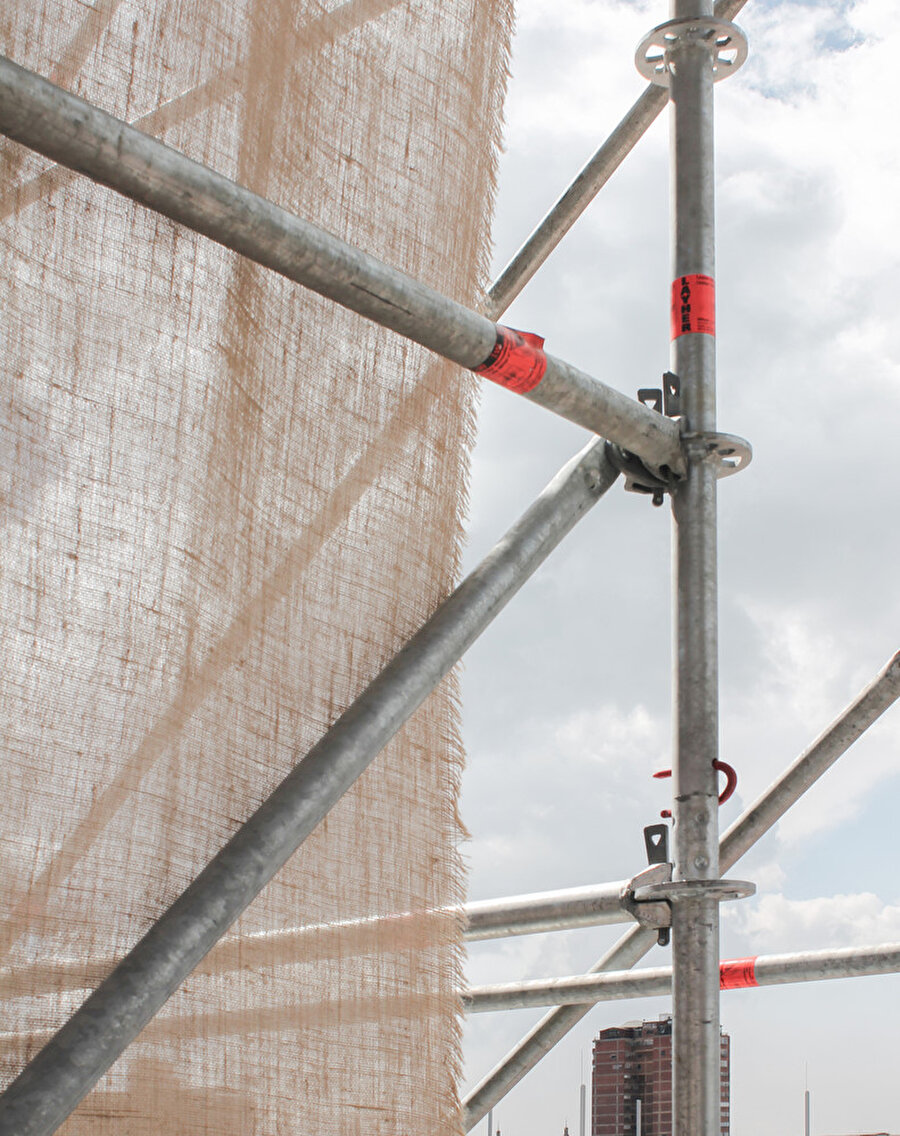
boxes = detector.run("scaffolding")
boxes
[0,2,898,1134]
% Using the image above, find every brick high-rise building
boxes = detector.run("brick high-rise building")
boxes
[591,1017,730,1136]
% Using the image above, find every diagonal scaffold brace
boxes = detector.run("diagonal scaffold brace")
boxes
[462,650,900,1128]
[487,0,748,314]
[1,2,892,1133]
[0,54,682,480]
[0,25,716,1124]
[0,439,620,1136]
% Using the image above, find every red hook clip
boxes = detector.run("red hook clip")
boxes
[653,760,737,820]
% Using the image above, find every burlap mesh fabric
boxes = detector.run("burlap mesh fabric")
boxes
[0,1,511,1130]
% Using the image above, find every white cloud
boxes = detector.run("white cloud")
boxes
[462,700,670,900]
[462,0,900,1132]
[726,891,900,954]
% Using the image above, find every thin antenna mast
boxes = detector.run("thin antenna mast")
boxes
[805,1073,810,1136]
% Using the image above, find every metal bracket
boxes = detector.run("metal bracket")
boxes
[631,862,672,891]
[681,431,753,478]
[663,371,682,417]
[606,427,749,505]
[635,17,749,87]
[638,375,682,420]
[637,388,663,414]
[606,378,700,506]
[643,822,670,866]
[621,862,673,935]
[633,877,756,905]
[605,436,678,506]
[638,827,673,944]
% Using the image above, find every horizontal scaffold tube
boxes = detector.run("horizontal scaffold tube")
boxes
[465,874,670,939]
[0,441,619,1136]
[463,649,900,1128]
[0,55,683,478]
[464,941,900,1012]
[7,941,898,1053]
[0,875,669,1001]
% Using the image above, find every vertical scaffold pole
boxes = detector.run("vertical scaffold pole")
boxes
[668,2,721,1133]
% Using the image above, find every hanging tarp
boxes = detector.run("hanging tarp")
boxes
[0,0,511,1130]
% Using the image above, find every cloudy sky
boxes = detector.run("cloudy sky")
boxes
[457,2,900,1134]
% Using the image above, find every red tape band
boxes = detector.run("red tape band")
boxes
[671,274,716,339]
[474,326,547,395]
[719,957,758,990]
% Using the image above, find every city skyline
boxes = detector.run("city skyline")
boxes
[591,1017,730,1136]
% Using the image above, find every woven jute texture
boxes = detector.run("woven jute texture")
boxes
[0,1,511,1130]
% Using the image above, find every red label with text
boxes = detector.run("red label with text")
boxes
[719,957,758,990]
[473,326,547,394]
[671,274,716,339]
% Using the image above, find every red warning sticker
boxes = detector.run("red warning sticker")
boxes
[719,957,758,990]
[473,326,548,394]
[671,274,716,339]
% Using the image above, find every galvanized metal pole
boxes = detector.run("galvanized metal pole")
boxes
[0,873,673,1000]
[0,55,683,477]
[462,650,900,1130]
[466,4,740,1126]
[719,652,900,869]
[667,3,721,1134]
[463,941,900,1011]
[464,924,658,1129]
[464,872,671,940]
[486,0,748,316]
[9,938,900,1055]
[0,441,619,1136]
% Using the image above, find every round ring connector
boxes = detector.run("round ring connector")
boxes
[636,17,748,87]
[682,431,752,479]
[632,878,756,905]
